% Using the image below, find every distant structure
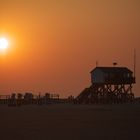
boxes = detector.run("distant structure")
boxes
[0,92,61,106]
[76,66,136,104]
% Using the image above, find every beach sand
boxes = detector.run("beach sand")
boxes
[0,103,140,140]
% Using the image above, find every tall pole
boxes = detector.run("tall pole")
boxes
[134,48,136,77]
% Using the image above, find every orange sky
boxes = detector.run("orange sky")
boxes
[0,0,140,97]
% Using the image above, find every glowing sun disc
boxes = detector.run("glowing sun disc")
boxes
[0,38,9,50]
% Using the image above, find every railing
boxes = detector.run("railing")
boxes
[104,77,136,84]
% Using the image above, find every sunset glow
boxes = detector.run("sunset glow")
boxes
[0,0,139,97]
[0,37,9,50]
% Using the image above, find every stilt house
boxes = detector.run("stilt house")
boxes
[76,66,136,104]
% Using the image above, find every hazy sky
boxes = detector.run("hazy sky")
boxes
[0,0,140,97]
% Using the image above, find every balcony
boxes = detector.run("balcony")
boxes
[105,77,136,84]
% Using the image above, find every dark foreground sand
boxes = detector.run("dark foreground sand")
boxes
[0,103,140,140]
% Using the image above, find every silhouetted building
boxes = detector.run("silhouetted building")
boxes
[91,67,135,84]
[76,66,136,104]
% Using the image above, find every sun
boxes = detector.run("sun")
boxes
[0,37,9,50]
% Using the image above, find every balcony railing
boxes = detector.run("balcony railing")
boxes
[105,77,135,84]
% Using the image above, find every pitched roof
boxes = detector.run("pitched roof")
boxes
[91,67,133,74]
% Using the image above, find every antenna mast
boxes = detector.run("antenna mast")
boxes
[134,48,136,77]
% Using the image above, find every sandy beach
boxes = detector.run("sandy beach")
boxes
[0,103,140,140]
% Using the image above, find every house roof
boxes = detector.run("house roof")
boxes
[90,67,133,74]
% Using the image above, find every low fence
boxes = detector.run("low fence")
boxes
[0,94,70,106]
